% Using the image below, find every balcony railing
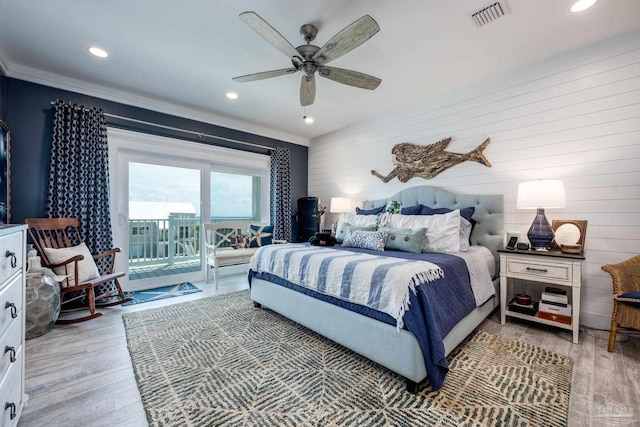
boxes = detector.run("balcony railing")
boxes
[128,216,253,267]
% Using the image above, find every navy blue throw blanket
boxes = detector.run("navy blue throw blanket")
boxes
[248,245,476,390]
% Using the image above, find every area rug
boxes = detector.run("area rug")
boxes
[122,282,201,306]
[123,290,573,426]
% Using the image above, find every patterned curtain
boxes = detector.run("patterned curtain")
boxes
[269,147,292,242]
[47,100,115,295]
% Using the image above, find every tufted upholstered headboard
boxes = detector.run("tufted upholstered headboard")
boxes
[362,186,504,271]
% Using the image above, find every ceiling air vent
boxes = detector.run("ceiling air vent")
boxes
[468,1,509,28]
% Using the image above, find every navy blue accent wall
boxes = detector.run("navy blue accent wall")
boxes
[0,70,5,121]
[5,78,308,224]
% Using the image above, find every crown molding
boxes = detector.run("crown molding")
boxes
[2,61,309,147]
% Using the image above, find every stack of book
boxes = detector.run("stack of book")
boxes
[537,287,571,324]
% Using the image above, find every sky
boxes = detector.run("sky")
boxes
[129,163,255,218]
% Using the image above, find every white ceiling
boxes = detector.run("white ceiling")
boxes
[1,0,639,145]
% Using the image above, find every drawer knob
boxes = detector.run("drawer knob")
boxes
[4,251,16,269]
[4,402,15,420]
[526,267,548,273]
[4,302,17,319]
[4,346,15,363]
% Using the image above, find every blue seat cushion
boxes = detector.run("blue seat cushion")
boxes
[618,291,640,307]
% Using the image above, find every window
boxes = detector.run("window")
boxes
[210,171,263,222]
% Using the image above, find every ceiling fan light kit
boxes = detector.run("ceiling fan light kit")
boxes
[233,11,382,107]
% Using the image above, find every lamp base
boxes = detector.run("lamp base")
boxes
[527,208,555,250]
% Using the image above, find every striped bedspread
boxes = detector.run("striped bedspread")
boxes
[250,244,445,330]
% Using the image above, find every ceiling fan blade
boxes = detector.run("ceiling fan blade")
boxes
[233,68,298,83]
[239,12,301,61]
[312,15,379,65]
[318,66,381,90]
[300,75,316,106]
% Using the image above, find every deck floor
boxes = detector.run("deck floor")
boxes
[128,260,201,281]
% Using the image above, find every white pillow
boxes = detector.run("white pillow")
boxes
[389,210,461,253]
[337,213,378,229]
[43,242,100,288]
[459,217,473,252]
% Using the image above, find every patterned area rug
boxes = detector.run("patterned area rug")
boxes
[122,282,201,306]
[123,290,572,426]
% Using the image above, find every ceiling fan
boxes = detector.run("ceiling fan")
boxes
[233,11,382,107]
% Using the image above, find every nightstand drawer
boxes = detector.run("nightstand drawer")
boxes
[505,258,572,283]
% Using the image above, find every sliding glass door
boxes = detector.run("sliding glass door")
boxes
[128,162,202,283]
[108,128,271,291]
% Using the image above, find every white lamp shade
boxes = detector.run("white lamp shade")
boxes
[330,197,352,213]
[517,180,566,209]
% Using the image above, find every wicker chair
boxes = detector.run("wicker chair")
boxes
[601,255,640,352]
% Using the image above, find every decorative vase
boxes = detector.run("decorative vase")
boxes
[26,273,61,339]
[527,208,555,250]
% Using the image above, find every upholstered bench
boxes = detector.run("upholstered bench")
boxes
[203,221,271,289]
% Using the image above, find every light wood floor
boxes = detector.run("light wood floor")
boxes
[18,275,640,427]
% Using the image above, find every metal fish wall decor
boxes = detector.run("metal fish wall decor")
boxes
[371,137,491,183]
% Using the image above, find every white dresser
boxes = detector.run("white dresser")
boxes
[0,225,27,426]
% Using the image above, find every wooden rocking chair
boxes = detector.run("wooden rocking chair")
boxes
[24,217,132,324]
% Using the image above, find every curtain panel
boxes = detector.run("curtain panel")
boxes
[269,147,292,242]
[47,101,116,292]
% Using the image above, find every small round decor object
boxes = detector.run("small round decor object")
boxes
[26,273,61,339]
[561,244,582,254]
[515,294,532,305]
[554,223,581,246]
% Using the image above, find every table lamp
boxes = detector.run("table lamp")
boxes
[516,180,566,250]
[329,197,351,233]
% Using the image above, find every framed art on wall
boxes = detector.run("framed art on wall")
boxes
[0,120,9,224]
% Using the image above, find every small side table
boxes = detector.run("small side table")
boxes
[499,249,584,344]
[25,273,61,339]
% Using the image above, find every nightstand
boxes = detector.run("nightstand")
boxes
[499,249,584,344]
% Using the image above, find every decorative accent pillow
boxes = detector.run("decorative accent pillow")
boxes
[231,234,250,249]
[42,242,100,288]
[389,210,461,253]
[335,223,375,243]
[420,206,475,222]
[400,204,424,215]
[335,214,378,242]
[385,200,401,214]
[248,224,273,247]
[341,229,389,251]
[356,205,385,215]
[383,228,426,253]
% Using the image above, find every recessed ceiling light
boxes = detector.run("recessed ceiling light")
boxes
[303,115,314,124]
[226,92,238,100]
[571,0,597,12]
[88,46,108,58]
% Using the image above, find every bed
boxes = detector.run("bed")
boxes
[249,185,503,392]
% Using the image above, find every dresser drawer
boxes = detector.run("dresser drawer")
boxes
[505,257,573,283]
[0,350,23,427]
[0,315,21,382]
[0,233,23,285]
[0,276,22,338]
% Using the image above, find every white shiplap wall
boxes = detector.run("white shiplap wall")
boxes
[308,29,640,330]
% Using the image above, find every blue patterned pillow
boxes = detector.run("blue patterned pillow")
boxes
[249,224,273,247]
[342,229,389,251]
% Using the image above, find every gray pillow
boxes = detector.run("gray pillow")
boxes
[384,228,426,253]
[335,223,375,243]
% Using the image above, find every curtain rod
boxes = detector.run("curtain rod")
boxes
[50,101,275,151]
